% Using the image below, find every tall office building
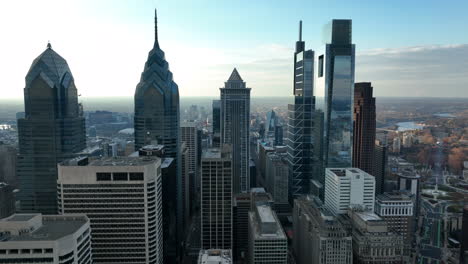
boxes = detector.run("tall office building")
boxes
[133,10,181,257]
[0,144,17,186]
[181,142,190,232]
[181,121,199,175]
[373,139,388,194]
[248,204,287,264]
[287,21,322,200]
[220,69,251,193]
[353,82,376,174]
[201,146,233,250]
[265,110,278,138]
[324,168,375,215]
[293,196,352,264]
[58,157,163,264]
[265,152,289,213]
[0,214,92,264]
[17,43,86,214]
[316,19,355,168]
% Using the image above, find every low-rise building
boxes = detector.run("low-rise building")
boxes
[0,214,91,264]
[198,249,232,264]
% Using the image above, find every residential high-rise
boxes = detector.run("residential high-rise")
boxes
[201,145,232,249]
[58,157,163,264]
[0,214,92,264]
[133,10,181,258]
[287,21,322,200]
[324,168,375,215]
[316,19,355,168]
[0,183,15,219]
[220,69,251,193]
[17,43,86,214]
[293,196,352,264]
[353,82,376,174]
[248,204,287,264]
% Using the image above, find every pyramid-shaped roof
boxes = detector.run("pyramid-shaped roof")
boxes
[228,68,243,82]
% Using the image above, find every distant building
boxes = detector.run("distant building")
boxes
[274,124,284,146]
[265,110,278,138]
[198,249,232,264]
[397,169,421,215]
[181,121,199,175]
[17,43,86,214]
[293,196,352,264]
[463,161,468,181]
[220,68,251,193]
[212,100,221,135]
[402,133,413,148]
[393,136,401,153]
[347,209,404,264]
[0,214,91,263]
[181,142,190,233]
[324,168,375,215]
[0,144,17,186]
[373,139,388,195]
[0,183,15,219]
[248,204,287,264]
[258,144,274,186]
[353,82,376,175]
[201,146,233,250]
[58,157,163,264]
[375,191,414,259]
[265,152,289,214]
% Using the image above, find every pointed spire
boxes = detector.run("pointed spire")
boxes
[228,68,243,82]
[299,20,302,41]
[47,41,52,49]
[154,9,159,48]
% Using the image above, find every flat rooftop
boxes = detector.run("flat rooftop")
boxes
[1,214,88,242]
[257,205,275,223]
[356,211,382,222]
[377,191,412,201]
[202,148,222,159]
[198,249,232,264]
[62,157,159,167]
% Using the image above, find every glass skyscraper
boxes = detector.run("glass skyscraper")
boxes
[287,21,322,200]
[133,9,181,260]
[17,43,86,214]
[315,19,355,169]
[220,68,251,193]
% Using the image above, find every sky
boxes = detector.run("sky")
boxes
[1,0,468,98]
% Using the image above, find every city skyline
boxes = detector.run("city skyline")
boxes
[1,0,468,99]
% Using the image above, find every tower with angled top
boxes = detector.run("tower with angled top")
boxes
[17,42,86,214]
[220,68,251,193]
[133,9,181,262]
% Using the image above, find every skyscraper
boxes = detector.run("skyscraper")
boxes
[133,9,181,256]
[373,139,388,194]
[220,69,251,193]
[316,19,355,168]
[212,100,221,135]
[17,43,86,214]
[201,145,233,250]
[353,82,376,175]
[287,21,322,199]
[265,110,278,138]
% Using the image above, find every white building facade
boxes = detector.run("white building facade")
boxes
[0,214,92,264]
[58,157,163,264]
[324,168,375,215]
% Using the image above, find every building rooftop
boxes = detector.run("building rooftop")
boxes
[250,205,286,239]
[356,211,382,222]
[0,214,88,242]
[257,205,275,224]
[62,157,159,167]
[198,249,232,264]
[376,191,412,202]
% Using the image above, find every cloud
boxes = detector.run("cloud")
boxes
[356,44,468,97]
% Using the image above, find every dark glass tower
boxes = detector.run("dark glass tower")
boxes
[353,82,376,174]
[287,21,322,200]
[220,68,251,193]
[134,9,181,261]
[212,100,221,134]
[17,43,86,214]
[316,19,355,169]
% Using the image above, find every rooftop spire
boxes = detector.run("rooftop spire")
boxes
[299,20,302,41]
[47,41,52,49]
[154,9,159,48]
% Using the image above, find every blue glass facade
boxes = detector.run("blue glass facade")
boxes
[315,20,355,169]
